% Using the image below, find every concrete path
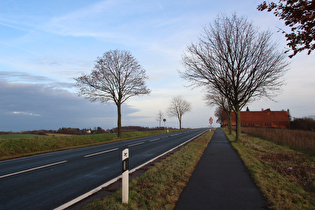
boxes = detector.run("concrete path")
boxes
[175,128,266,210]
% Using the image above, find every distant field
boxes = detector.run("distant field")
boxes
[45,133,74,137]
[0,134,48,139]
[0,130,174,161]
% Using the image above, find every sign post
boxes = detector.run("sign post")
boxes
[122,148,129,204]
[209,117,213,128]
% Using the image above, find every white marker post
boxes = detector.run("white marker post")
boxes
[122,148,129,204]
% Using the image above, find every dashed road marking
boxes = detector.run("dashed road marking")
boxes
[149,138,160,142]
[0,160,67,179]
[128,142,145,147]
[84,148,119,158]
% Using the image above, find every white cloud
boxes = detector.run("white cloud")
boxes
[1,0,314,131]
[12,111,41,117]
[0,79,140,131]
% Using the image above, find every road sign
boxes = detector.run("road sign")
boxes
[209,117,213,125]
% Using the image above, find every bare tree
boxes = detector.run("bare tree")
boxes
[214,106,224,124]
[205,93,232,134]
[75,49,151,138]
[156,110,164,127]
[167,96,191,130]
[181,14,288,141]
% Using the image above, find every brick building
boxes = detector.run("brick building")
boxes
[224,108,290,129]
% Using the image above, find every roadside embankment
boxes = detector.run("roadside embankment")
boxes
[83,130,214,209]
[225,129,315,209]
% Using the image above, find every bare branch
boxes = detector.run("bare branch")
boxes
[181,13,289,140]
[167,96,191,130]
[74,49,150,137]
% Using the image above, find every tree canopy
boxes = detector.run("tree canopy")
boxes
[258,0,315,57]
[181,14,288,140]
[75,49,150,137]
[167,96,191,130]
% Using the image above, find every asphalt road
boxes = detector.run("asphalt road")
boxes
[0,128,208,210]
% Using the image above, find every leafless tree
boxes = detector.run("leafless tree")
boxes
[214,106,224,124]
[156,110,164,127]
[75,49,151,138]
[205,93,232,134]
[181,14,288,141]
[167,96,191,130]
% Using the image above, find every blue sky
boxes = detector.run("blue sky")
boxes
[1,0,314,131]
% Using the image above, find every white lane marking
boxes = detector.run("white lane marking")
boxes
[0,160,67,179]
[55,129,209,210]
[149,138,160,142]
[128,142,145,147]
[129,129,209,175]
[84,148,119,158]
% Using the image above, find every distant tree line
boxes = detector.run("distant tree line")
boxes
[0,130,54,135]
[290,117,315,131]
[108,126,176,133]
[56,127,106,135]
[0,126,179,135]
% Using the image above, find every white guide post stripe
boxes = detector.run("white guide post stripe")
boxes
[84,148,119,158]
[0,160,67,179]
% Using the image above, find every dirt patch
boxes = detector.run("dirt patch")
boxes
[259,153,315,193]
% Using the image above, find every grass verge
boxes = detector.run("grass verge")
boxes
[83,130,214,209]
[241,127,315,154]
[0,130,176,161]
[224,129,315,209]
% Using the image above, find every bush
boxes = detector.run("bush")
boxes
[290,117,315,131]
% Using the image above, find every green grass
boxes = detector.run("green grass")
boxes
[0,130,177,161]
[83,130,214,209]
[0,134,48,139]
[224,129,315,209]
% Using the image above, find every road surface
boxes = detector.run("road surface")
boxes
[0,128,208,209]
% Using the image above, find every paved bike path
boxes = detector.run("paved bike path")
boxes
[175,128,266,209]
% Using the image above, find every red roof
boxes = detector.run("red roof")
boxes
[235,109,290,122]
[225,108,290,128]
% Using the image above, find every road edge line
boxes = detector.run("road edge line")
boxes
[54,129,208,210]
[54,175,122,210]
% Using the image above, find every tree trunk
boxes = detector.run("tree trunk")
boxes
[117,103,122,138]
[228,111,232,135]
[235,109,241,141]
[179,118,182,130]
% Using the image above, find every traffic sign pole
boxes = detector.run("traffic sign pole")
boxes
[209,117,213,128]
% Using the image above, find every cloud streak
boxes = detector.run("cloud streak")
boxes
[0,0,314,132]
[0,79,139,131]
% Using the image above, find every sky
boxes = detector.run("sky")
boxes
[0,0,314,132]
